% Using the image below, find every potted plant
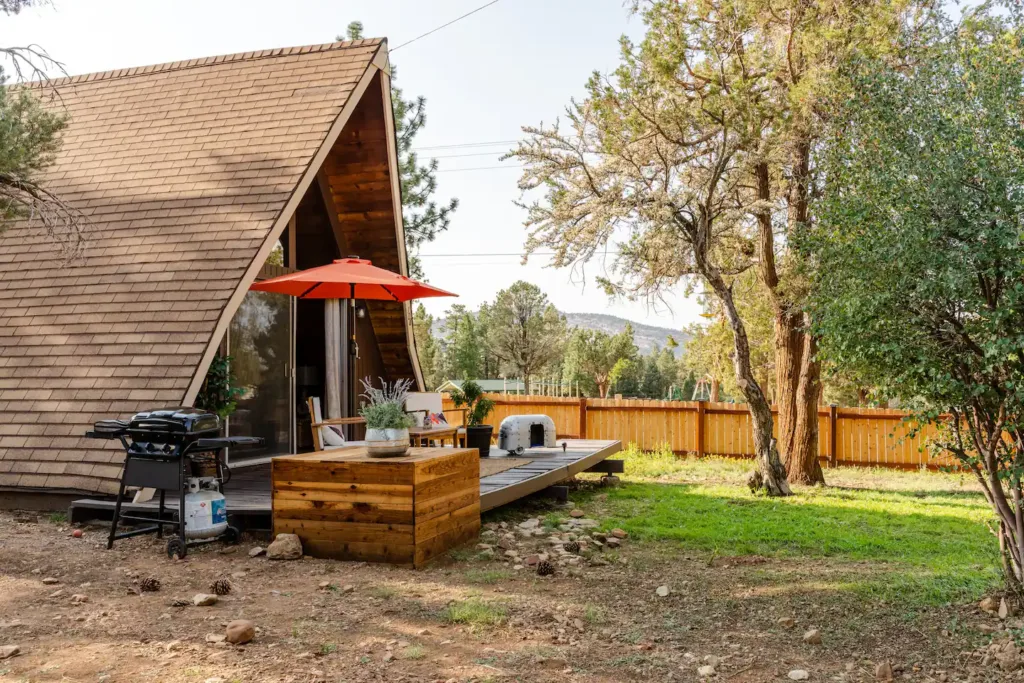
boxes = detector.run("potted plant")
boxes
[451,380,496,457]
[359,377,415,457]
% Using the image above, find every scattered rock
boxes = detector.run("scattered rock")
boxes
[192,594,218,607]
[605,537,622,549]
[0,645,20,660]
[524,554,541,567]
[875,661,894,681]
[266,534,302,560]
[601,475,621,486]
[70,594,88,604]
[610,528,628,539]
[225,619,255,645]
[318,581,332,590]
[71,529,83,538]
[980,597,1000,614]
[569,510,585,518]
[656,585,670,598]
[205,633,227,644]
[778,617,797,629]
[704,655,721,667]
[383,651,395,663]
[41,577,59,585]
[518,518,541,530]
[697,664,716,677]
[803,629,822,645]
[788,670,810,681]
[342,585,355,594]
[1001,597,1014,620]
[248,546,266,557]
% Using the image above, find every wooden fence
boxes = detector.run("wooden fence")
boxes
[442,394,954,469]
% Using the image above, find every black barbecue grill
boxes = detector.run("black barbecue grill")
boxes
[86,407,264,558]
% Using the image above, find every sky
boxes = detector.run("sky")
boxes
[5,0,703,332]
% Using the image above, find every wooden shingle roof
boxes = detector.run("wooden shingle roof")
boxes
[0,39,389,495]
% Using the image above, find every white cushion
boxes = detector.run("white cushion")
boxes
[321,424,347,448]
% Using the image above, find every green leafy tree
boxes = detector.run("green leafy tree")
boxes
[486,281,566,394]
[342,21,458,278]
[412,304,439,390]
[804,13,1024,589]
[609,356,643,397]
[450,379,495,426]
[440,304,482,380]
[562,326,638,398]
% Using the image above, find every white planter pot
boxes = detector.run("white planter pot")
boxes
[365,427,409,458]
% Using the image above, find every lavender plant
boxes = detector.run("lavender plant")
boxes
[359,377,415,431]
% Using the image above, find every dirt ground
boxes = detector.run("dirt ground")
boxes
[0,494,1015,683]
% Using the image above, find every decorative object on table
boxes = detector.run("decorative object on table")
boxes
[498,415,557,455]
[405,391,468,446]
[449,380,496,457]
[359,377,415,457]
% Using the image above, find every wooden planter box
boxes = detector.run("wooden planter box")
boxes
[271,446,480,567]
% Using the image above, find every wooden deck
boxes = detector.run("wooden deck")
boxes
[68,439,622,523]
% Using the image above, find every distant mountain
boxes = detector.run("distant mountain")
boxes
[432,311,688,358]
[563,313,689,357]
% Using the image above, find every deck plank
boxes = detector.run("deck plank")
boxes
[70,440,622,520]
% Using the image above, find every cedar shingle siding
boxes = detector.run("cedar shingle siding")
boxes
[0,40,387,495]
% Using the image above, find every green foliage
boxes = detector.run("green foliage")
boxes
[562,326,637,397]
[196,355,246,419]
[341,21,458,279]
[440,304,483,380]
[450,379,495,426]
[486,281,567,393]
[413,304,440,390]
[803,11,1024,584]
[358,377,415,430]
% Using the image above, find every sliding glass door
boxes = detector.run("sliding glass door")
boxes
[227,290,294,464]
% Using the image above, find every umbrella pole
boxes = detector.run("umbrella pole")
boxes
[324,299,342,420]
[349,284,357,414]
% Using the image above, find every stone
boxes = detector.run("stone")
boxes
[518,518,541,530]
[0,645,20,660]
[704,655,721,666]
[601,475,621,486]
[225,619,255,645]
[41,577,59,585]
[205,633,227,643]
[497,536,515,550]
[383,651,395,663]
[605,537,622,549]
[342,585,355,594]
[193,594,219,607]
[318,581,332,589]
[1000,597,1014,620]
[656,585,670,597]
[610,528,628,539]
[266,533,302,560]
[248,546,265,557]
[70,594,88,604]
[778,617,797,629]
[569,510,585,518]
[504,550,519,559]
[803,629,822,645]
[980,597,1000,613]
[478,549,495,560]
[875,661,894,681]
[697,664,716,677]
[788,670,809,681]
[524,555,541,567]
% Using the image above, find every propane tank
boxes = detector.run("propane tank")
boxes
[183,478,228,539]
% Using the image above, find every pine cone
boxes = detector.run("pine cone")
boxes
[536,560,555,577]
[210,579,232,596]
[562,541,580,554]
[139,576,161,592]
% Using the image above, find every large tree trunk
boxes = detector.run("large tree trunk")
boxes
[775,310,824,484]
[706,270,792,497]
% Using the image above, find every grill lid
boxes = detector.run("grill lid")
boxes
[129,407,220,435]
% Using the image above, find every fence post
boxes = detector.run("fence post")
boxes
[828,404,838,468]
[578,397,588,439]
[696,400,706,458]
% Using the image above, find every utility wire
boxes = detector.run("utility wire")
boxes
[391,0,502,52]
[413,139,520,151]
[419,250,623,258]
[434,164,524,173]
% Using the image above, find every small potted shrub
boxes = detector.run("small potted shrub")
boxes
[359,377,415,457]
[451,380,496,457]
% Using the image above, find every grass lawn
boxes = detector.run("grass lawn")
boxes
[574,446,1001,608]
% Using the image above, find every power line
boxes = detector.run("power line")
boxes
[413,139,520,151]
[426,150,508,159]
[434,164,524,173]
[419,250,623,258]
[391,0,502,52]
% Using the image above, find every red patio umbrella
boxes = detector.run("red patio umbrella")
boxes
[250,257,456,420]
[250,257,457,301]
